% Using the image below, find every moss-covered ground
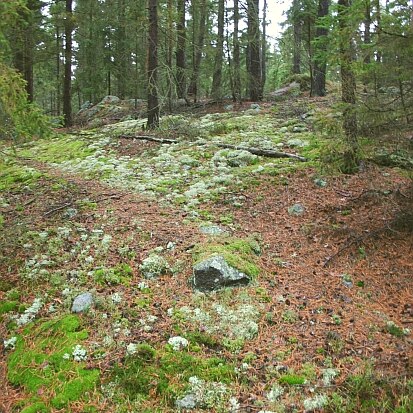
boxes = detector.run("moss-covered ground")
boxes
[1,98,412,412]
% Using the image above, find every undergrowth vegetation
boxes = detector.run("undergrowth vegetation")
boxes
[1,100,412,412]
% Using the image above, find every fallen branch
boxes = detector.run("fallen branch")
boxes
[43,202,73,217]
[44,194,124,216]
[119,134,307,162]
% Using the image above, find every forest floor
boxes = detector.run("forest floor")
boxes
[0,96,412,413]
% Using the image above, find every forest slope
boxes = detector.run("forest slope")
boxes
[1,98,412,413]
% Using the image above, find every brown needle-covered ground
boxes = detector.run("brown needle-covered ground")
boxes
[1,101,412,412]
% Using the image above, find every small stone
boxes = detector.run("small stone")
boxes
[292,126,307,133]
[287,138,309,147]
[71,292,93,313]
[176,393,197,410]
[250,103,260,110]
[288,203,305,216]
[224,104,234,111]
[279,127,288,133]
[199,225,227,236]
[314,178,327,188]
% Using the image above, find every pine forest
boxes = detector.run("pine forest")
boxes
[0,0,412,411]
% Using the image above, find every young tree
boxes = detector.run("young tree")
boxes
[147,0,159,128]
[188,0,207,101]
[63,0,73,127]
[211,0,225,101]
[176,0,186,99]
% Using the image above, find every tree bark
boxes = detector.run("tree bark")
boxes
[338,0,358,172]
[176,0,186,99]
[261,0,267,94]
[292,0,302,75]
[247,0,262,101]
[312,0,329,96]
[147,0,159,128]
[63,0,73,127]
[188,0,207,101]
[211,0,225,101]
[233,0,241,102]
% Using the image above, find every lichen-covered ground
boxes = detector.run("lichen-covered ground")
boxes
[1,98,412,413]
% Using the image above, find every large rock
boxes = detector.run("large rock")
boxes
[193,255,250,292]
[71,292,93,313]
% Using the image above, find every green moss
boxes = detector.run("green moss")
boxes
[94,263,133,285]
[0,300,19,314]
[51,369,100,409]
[7,315,99,410]
[18,135,95,163]
[0,159,43,191]
[279,374,306,385]
[186,331,220,349]
[114,346,234,405]
[20,401,50,413]
[193,237,261,278]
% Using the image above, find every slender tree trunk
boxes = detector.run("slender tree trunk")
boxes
[338,0,358,172]
[116,0,127,98]
[63,0,73,127]
[233,0,241,101]
[147,0,159,128]
[292,0,301,74]
[13,0,38,102]
[188,0,207,101]
[247,0,262,101]
[211,0,225,101]
[261,0,267,94]
[176,0,186,99]
[56,23,61,115]
[364,0,371,63]
[312,0,329,96]
[167,0,173,110]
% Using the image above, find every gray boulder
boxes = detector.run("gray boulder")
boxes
[99,95,120,104]
[71,292,93,313]
[193,255,250,292]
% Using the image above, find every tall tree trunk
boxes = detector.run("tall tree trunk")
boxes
[364,0,371,64]
[247,0,262,101]
[233,0,241,101]
[56,22,61,115]
[338,0,358,172]
[63,0,73,127]
[261,0,267,94]
[211,0,225,101]
[167,0,173,110]
[12,0,39,102]
[188,0,207,101]
[176,0,186,99]
[312,0,329,96]
[147,0,159,128]
[116,0,127,98]
[292,0,302,74]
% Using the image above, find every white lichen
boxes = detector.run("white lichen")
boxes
[168,336,189,351]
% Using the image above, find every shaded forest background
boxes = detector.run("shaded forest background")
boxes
[0,0,412,168]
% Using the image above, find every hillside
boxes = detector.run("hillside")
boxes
[1,96,412,413]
